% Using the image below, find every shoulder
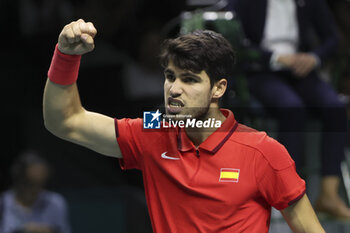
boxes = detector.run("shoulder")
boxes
[116,117,164,131]
[0,191,8,209]
[116,117,177,136]
[115,118,143,129]
[254,134,294,170]
[1,190,13,199]
[1,190,15,205]
[231,123,294,170]
[229,123,268,149]
[115,118,143,137]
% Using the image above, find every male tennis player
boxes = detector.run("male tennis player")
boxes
[43,19,325,232]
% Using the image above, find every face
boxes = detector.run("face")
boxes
[16,163,49,203]
[163,61,213,119]
[26,163,49,188]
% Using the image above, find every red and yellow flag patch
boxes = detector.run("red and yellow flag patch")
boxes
[219,168,240,182]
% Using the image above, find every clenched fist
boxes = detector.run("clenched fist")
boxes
[58,19,97,55]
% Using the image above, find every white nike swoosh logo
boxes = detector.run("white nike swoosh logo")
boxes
[161,152,180,160]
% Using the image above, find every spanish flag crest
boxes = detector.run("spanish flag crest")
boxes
[219,168,240,183]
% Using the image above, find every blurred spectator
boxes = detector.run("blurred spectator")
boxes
[229,0,350,218]
[327,0,350,114]
[0,151,71,233]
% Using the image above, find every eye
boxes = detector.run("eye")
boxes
[183,77,198,83]
[165,73,176,82]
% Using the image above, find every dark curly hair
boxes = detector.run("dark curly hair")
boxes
[159,30,236,86]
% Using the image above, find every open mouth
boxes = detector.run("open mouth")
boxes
[167,97,184,114]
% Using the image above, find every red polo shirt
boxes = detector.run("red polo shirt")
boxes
[115,109,305,233]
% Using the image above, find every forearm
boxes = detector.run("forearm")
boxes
[281,194,325,233]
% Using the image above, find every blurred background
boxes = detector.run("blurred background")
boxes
[0,0,350,232]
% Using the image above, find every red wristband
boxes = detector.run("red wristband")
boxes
[48,44,82,85]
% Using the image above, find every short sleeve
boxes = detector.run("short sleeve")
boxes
[255,137,306,210]
[115,118,144,170]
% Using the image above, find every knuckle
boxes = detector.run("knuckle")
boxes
[79,23,88,32]
[63,25,71,32]
[87,22,96,31]
[81,22,87,29]
[73,27,81,35]
[66,34,75,40]
[69,21,76,27]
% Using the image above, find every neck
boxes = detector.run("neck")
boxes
[185,107,226,147]
[14,187,40,208]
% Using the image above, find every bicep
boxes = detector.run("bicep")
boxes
[64,110,122,158]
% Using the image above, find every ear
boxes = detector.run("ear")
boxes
[211,78,227,99]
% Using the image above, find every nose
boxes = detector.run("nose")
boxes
[169,78,183,97]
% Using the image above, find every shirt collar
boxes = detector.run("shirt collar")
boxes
[177,109,238,154]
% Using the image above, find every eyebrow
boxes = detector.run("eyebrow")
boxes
[164,68,174,74]
[180,72,200,79]
[164,68,201,79]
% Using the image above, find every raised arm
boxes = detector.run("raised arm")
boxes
[43,19,122,158]
[281,194,325,233]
